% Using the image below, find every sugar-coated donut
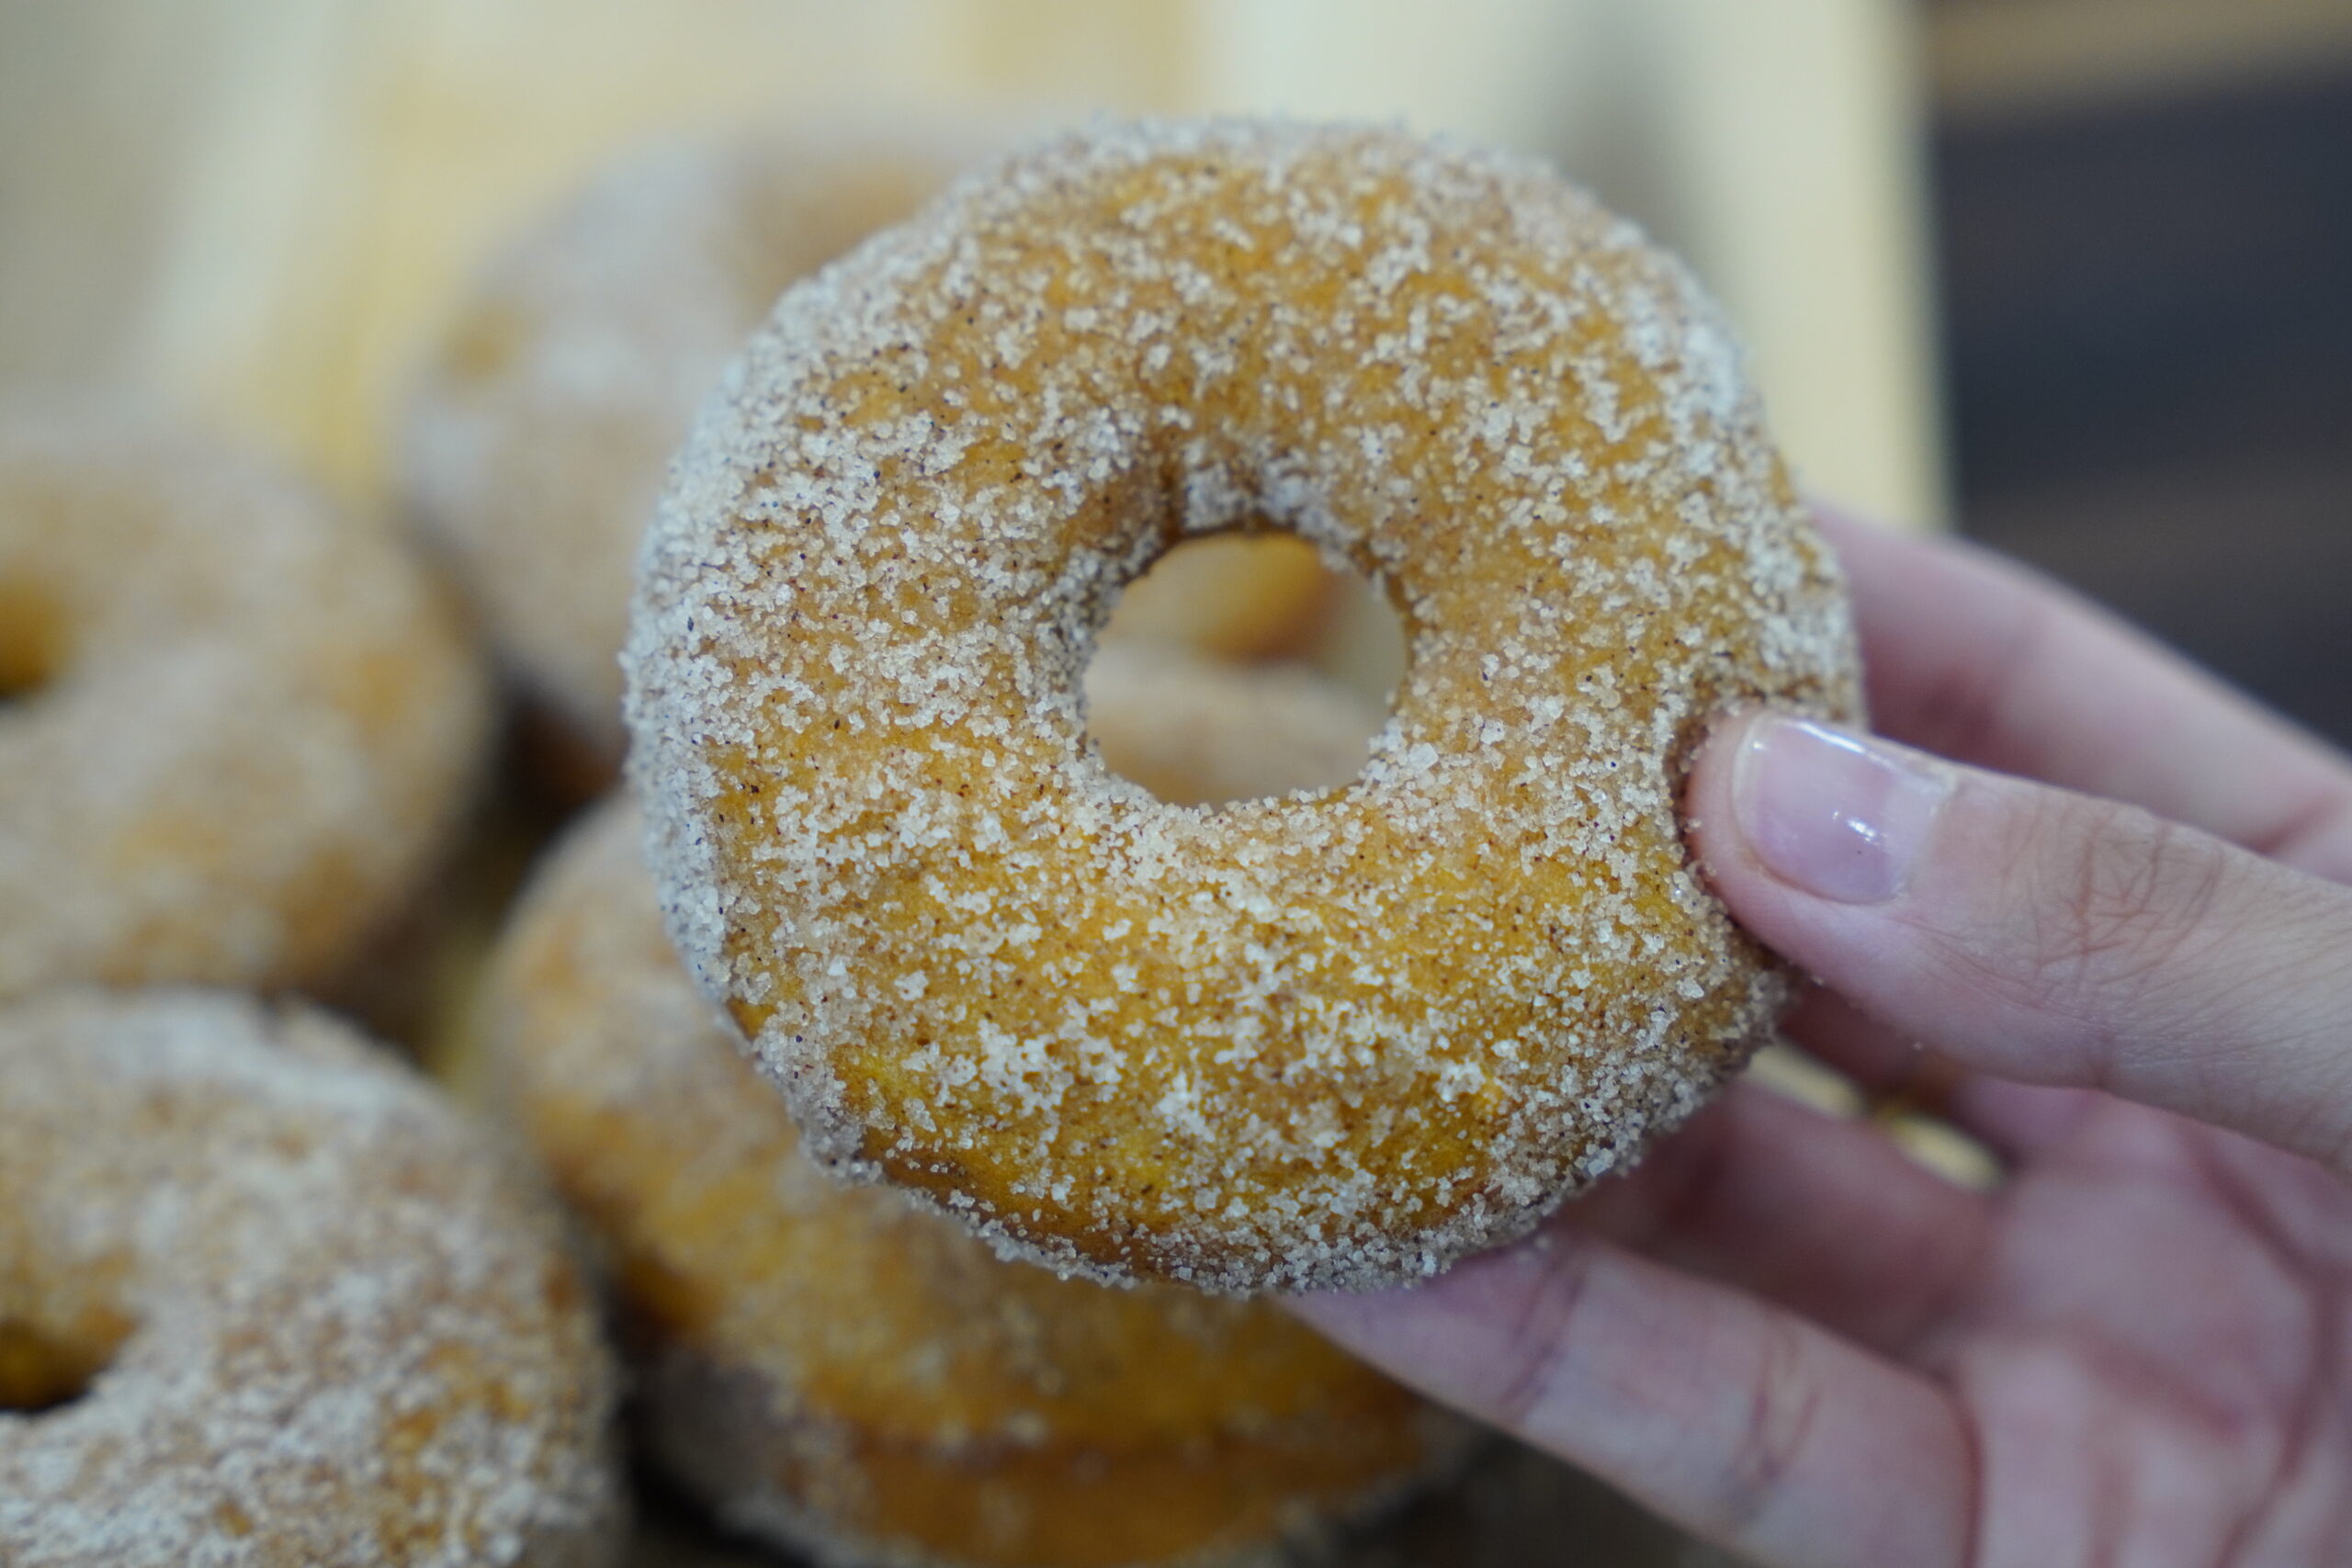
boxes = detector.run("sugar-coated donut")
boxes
[0,988,621,1566]
[0,408,490,1001]
[403,130,966,764]
[484,785,1464,1568]
[625,119,1863,1294]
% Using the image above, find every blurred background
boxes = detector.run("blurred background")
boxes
[3,0,2346,748]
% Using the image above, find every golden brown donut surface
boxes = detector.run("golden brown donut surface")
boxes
[485,787,1463,1568]
[0,407,491,1000]
[624,118,1863,1293]
[0,988,621,1567]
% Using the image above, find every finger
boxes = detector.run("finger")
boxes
[1575,1080,1994,1354]
[1689,710,2352,1174]
[1816,509,2352,884]
[1290,1231,1971,1568]
[1782,986,2099,1160]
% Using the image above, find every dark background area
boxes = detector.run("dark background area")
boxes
[1935,65,2352,747]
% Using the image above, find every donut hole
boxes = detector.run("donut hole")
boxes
[0,1308,132,1416]
[1309,550,1410,712]
[1086,531,1408,807]
[1100,531,1336,662]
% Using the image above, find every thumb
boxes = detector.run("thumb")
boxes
[1688,710,2352,1173]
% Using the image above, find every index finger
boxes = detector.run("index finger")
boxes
[1819,509,2352,882]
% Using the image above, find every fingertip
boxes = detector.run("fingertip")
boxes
[1686,708,1814,959]
[1697,709,2352,1163]
[1692,708,1962,917]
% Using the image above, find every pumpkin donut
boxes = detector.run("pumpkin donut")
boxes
[0,987,621,1566]
[0,407,490,1001]
[623,118,1862,1294]
[483,786,1462,1568]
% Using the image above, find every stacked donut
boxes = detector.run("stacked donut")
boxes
[0,405,489,999]
[0,403,620,1563]
[3,113,1859,1568]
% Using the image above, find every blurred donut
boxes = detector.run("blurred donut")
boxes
[403,129,967,767]
[1099,530,1338,662]
[0,406,490,1000]
[1080,641,1379,805]
[0,987,621,1565]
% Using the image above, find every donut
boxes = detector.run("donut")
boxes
[623,119,1862,1294]
[0,988,621,1566]
[404,130,1339,774]
[483,780,1462,1568]
[0,407,491,1001]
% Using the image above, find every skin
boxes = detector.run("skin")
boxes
[1292,511,2352,1567]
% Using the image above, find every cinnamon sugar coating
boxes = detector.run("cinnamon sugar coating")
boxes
[0,408,491,1000]
[485,790,1463,1568]
[624,119,1863,1294]
[0,989,622,1566]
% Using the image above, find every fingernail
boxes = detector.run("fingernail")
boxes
[1734,716,1951,904]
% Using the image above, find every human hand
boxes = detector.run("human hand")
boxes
[1293,512,2352,1567]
